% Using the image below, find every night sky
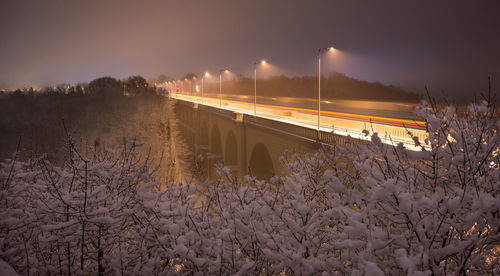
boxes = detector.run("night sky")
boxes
[1,0,499,100]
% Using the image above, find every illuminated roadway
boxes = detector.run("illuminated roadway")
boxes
[169,92,427,150]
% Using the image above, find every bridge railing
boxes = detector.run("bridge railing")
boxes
[243,113,352,145]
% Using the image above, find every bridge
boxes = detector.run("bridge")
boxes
[171,93,427,180]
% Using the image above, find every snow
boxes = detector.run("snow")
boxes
[363,261,385,276]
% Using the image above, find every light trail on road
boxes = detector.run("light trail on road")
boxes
[246,101,426,130]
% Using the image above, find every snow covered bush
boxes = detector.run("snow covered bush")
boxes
[1,97,498,275]
[305,98,500,275]
[0,139,163,275]
[279,97,499,275]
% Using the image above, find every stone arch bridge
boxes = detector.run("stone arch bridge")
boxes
[175,99,347,181]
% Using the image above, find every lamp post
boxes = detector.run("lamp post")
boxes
[202,72,209,104]
[219,69,229,108]
[317,46,335,131]
[191,76,197,97]
[184,78,192,95]
[219,72,222,107]
[254,60,266,116]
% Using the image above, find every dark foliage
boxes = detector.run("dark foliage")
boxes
[0,75,161,163]
[203,72,421,102]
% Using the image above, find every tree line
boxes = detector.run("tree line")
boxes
[0,75,180,172]
[3,75,155,97]
[176,72,422,102]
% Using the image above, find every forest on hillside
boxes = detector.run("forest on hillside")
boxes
[168,72,422,102]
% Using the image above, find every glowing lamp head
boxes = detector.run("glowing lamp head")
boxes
[328,47,335,51]
[204,72,209,77]
[261,60,267,65]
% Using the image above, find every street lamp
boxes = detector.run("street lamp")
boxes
[191,76,197,96]
[254,59,267,116]
[202,72,209,104]
[184,78,191,95]
[317,46,335,131]
[219,69,229,108]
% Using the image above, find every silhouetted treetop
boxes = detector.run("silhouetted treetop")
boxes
[125,76,149,95]
[151,74,175,84]
[88,76,122,96]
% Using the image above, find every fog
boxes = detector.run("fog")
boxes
[1,0,499,101]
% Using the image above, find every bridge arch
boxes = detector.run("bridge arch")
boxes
[248,142,274,180]
[225,131,238,166]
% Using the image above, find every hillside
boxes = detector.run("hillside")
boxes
[201,73,421,102]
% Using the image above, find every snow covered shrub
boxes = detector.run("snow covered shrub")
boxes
[1,97,498,275]
[281,98,499,275]
[0,140,163,275]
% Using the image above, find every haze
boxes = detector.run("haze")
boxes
[1,0,499,101]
